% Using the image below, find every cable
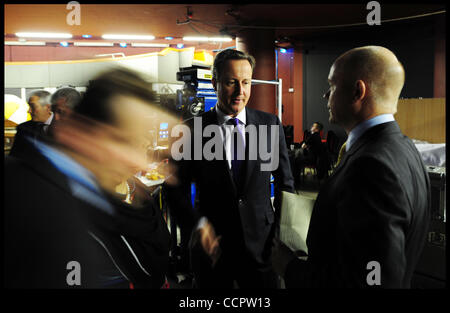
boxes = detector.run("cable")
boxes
[190,9,445,31]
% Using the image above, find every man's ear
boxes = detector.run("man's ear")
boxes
[354,80,366,102]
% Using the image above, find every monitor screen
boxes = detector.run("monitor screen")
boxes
[160,122,169,130]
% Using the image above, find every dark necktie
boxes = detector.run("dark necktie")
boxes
[229,118,245,189]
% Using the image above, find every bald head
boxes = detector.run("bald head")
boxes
[333,46,405,113]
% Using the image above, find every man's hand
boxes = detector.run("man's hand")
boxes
[271,237,297,277]
[198,220,222,267]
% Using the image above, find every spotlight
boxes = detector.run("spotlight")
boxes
[165,36,173,40]
[280,48,287,53]
[82,35,92,38]
[60,41,69,47]
[119,42,128,48]
[177,43,184,49]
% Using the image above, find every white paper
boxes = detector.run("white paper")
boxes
[279,191,316,254]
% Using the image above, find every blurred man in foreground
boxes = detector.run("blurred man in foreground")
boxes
[272,46,430,288]
[4,67,176,288]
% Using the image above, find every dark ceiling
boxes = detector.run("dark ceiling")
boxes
[5,4,445,46]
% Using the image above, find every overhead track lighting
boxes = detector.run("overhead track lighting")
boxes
[101,34,155,40]
[131,43,169,47]
[74,42,114,47]
[16,32,72,39]
[183,36,232,42]
[5,41,46,46]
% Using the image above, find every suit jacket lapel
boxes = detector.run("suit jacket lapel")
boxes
[330,121,401,178]
[241,108,258,194]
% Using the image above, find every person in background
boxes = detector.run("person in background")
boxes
[50,86,82,121]
[9,90,53,158]
[294,121,327,180]
[272,46,431,288]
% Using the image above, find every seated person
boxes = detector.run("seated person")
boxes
[294,122,327,178]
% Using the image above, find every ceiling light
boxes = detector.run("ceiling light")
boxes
[177,43,185,49]
[5,41,46,46]
[165,36,174,40]
[60,42,69,47]
[101,34,155,40]
[131,43,169,48]
[16,32,72,39]
[208,37,233,42]
[183,36,209,42]
[183,36,232,42]
[119,42,128,48]
[280,48,287,53]
[82,34,92,38]
[73,42,114,47]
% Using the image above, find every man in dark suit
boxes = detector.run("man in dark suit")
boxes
[4,68,172,288]
[272,46,430,288]
[166,49,295,288]
[9,90,53,158]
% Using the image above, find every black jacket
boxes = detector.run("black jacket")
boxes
[166,107,295,266]
[4,139,170,288]
[285,121,431,288]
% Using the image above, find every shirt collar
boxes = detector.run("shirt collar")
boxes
[346,114,395,151]
[215,103,246,126]
[30,137,101,194]
[44,112,54,125]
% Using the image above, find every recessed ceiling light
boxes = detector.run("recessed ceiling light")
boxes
[60,42,69,47]
[177,43,185,48]
[165,36,173,40]
[82,34,92,38]
[119,42,128,48]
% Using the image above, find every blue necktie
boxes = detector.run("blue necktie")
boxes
[229,118,245,189]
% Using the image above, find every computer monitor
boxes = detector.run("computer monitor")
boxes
[159,122,169,139]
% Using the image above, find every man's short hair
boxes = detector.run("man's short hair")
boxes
[51,87,82,110]
[314,122,324,131]
[28,90,51,106]
[74,67,157,125]
[212,49,256,82]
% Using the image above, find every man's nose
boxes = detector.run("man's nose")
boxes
[235,83,244,95]
[323,90,330,99]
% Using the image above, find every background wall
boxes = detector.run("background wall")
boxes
[301,17,442,143]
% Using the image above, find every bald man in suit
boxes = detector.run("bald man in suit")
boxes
[272,46,430,288]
